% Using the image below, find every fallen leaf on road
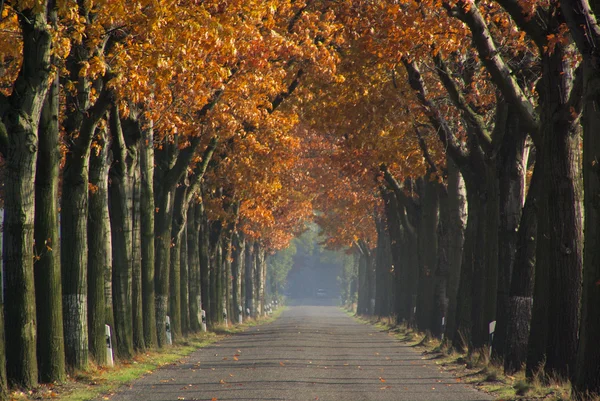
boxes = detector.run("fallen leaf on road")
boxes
[219,379,226,384]
[280,362,285,366]
[211,398,218,401]
[380,386,392,390]
[379,377,386,382]
[233,356,239,361]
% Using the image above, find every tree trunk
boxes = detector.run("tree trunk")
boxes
[443,160,467,343]
[169,183,188,339]
[254,242,264,316]
[221,224,234,320]
[108,107,134,360]
[153,142,177,346]
[180,219,190,336]
[257,244,267,316]
[432,183,450,339]
[140,123,157,348]
[87,125,111,366]
[61,134,93,371]
[3,6,56,386]
[504,161,538,374]
[132,161,145,351]
[492,106,528,361]
[416,179,439,333]
[232,232,245,323]
[574,52,600,396]
[527,49,583,379]
[483,158,499,341]
[199,202,211,325]
[245,240,255,316]
[0,202,5,398]
[209,220,223,324]
[187,203,202,332]
[374,218,385,317]
[452,176,480,351]
[0,304,6,400]
[382,189,405,323]
[34,74,66,382]
[215,241,224,323]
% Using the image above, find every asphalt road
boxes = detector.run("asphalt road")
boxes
[105,305,494,401]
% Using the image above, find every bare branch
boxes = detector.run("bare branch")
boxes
[433,52,493,154]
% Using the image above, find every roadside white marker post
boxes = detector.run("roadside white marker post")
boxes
[488,320,497,357]
[105,324,114,367]
[441,316,446,340]
[201,310,207,332]
[238,305,243,324]
[223,308,228,326]
[165,315,172,345]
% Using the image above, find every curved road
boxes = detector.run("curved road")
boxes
[106,305,493,401]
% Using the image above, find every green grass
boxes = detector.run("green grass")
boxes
[11,307,286,401]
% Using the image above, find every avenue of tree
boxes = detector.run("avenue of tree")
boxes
[0,0,599,400]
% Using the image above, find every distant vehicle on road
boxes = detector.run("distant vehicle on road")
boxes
[316,289,327,298]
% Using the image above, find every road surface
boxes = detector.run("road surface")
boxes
[105,305,493,401]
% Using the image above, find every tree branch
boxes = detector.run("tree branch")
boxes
[184,136,219,206]
[414,127,439,174]
[448,2,540,136]
[401,58,470,167]
[493,0,549,49]
[560,0,600,60]
[108,104,127,176]
[433,52,493,154]
[270,69,304,113]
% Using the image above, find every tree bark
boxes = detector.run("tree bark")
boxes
[2,4,55,387]
[232,232,245,323]
[34,73,66,382]
[504,160,538,374]
[443,160,467,343]
[199,201,211,325]
[209,220,223,323]
[491,106,528,361]
[245,240,255,316]
[87,125,111,366]
[527,48,583,380]
[382,189,405,323]
[433,183,450,339]
[169,182,188,339]
[187,203,202,332]
[416,179,439,333]
[254,242,266,316]
[153,142,178,346]
[140,122,157,348]
[574,52,600,398]
[108,107,134,360]
[560,0,600,393]
[180,215,190,336]
[132,159,145,351]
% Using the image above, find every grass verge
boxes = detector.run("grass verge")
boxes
[11,308,285,401]
[347,312,587,401]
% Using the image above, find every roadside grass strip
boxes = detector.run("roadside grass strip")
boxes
[9,308,286,401]
[345,309,589,401]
